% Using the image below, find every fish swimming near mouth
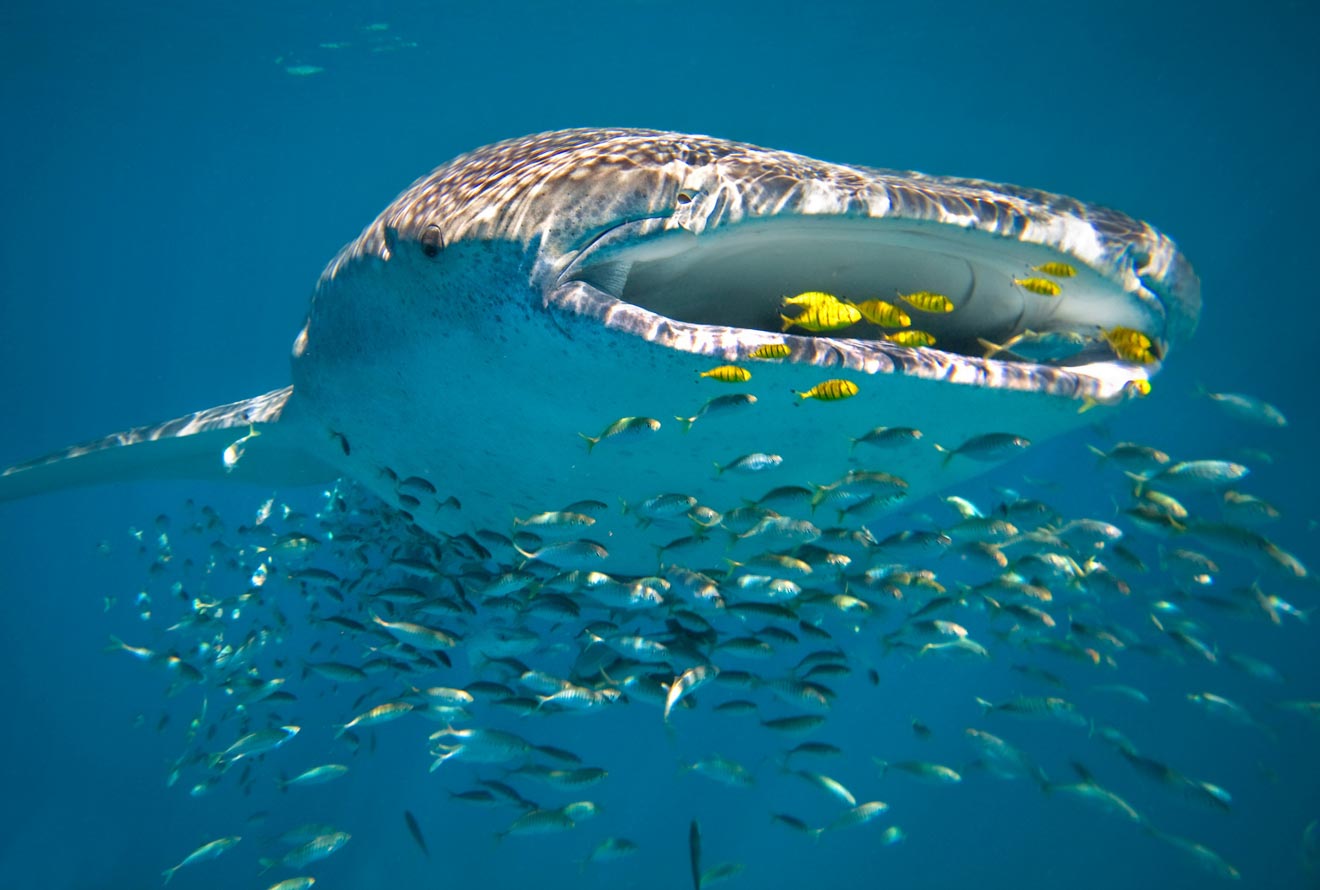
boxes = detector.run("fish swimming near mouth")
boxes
[0,128,1199,572]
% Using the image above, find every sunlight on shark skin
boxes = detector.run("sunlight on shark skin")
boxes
[0,129,1199,573]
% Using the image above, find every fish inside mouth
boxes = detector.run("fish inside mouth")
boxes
[565,217,1167,368]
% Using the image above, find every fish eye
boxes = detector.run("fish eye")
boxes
[420,224,444,257]
[676,190,695,205]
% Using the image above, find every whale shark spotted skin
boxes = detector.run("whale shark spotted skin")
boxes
[1,129,1199,572]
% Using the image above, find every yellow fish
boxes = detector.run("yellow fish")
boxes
[782,290,842,308]
[1012,277,1062,297]
[850,299,910,328]
[747,343,791,360]
[1101,327,1161,364]
[796,379,859,401]
[885,330,936,348]
[699,365,752,383]
[781,300,861,333]
[896,291,954,313]
[1032,262,1078,278]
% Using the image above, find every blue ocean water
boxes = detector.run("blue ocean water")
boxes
[1,1,1317,887]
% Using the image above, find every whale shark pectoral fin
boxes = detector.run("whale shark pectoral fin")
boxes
[0,386,338,502]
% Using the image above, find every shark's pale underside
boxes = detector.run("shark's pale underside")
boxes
[0,129,1199,572]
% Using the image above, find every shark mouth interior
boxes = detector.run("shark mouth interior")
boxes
[564,217,1167,373]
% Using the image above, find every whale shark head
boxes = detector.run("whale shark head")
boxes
[2,128,1199,574]
[302,128,1197,387]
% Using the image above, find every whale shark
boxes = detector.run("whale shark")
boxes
[0,128,1199,573]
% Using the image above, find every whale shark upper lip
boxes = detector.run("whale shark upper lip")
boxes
[550,212,1167,403]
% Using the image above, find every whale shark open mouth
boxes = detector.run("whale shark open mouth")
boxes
[551,215,1171,403]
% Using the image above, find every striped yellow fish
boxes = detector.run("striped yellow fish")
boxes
[781,300,861,333]
[699,365,752,383]
[1032,262,1078,278]
[1101,327,1161,364]
[747,343,791,360]
[850,299,910,328]
[896,291,954,313]
[796,379,859,401]
[885,330,936,348]
[782,290,843,308]
[1012,277,1062,297]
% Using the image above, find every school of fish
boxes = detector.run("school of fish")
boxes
[95,302,1314,886]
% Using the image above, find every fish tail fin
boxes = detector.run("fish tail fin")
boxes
[161,866,177,885]
[675,415,695,434]
[577,432,600,454]
[934,445,954,468]
[977,337,1006,359]
[1032,767,1052,792]
[780,315,794,332]
[0,387,338,503]
[1085,444,1109,466]
[974,696,993,714]
[807,484,825,511]
[1123,471,1148,497]
[872,757,889,778]
[257,858,276,875]
[712,461,724,477]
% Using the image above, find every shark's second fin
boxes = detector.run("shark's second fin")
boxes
[0,386,337,501]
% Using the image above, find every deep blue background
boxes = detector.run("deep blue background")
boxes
[1,1,1316,887]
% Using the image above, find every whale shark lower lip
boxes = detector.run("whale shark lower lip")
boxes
[0,128,1200,573]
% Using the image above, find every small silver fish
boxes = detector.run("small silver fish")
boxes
[278,764,349,788]
[1197,387,1288,427]
[676,393,757,432]
[714,453,782,475]
[978,329,1088,362]
[664,664,718,722]
[848,426,924,452]
[1135,459,1249,492]
[936,433,1031,466]
[163,836,242,885]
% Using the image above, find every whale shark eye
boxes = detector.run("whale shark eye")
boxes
[420,224,444,258]
[676,191,695,205]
